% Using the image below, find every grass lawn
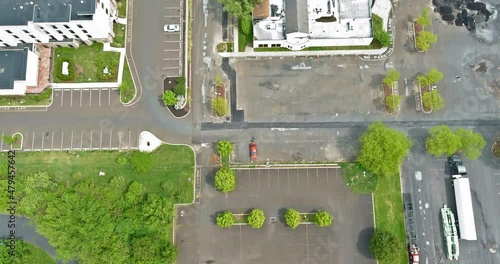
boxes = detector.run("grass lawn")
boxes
[0,88,52,106]
[300,213,316,223]
[340,163,378,193]
[120,60,136,103]
[373,172,407,264]
[24,241,56,264]
[254,40,383,52]
[234,214,248,224]
[0,144,195,201]
[12,133,23,149]
[117,0,127,18]
[227,42,234,52]
[238,18,253,52]
[111,22,125,48]
[53,43,120,83]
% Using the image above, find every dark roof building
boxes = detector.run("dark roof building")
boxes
[0,49,28,90]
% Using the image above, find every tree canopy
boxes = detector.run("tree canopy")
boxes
[247,209,265,229]
[129,151,154,174]
[372,15,391,47]
[315,211,334,227]
[357,122,413,176]
[426,126,486,159]
[216,211,235,228]
[426,68,444,84]
[416,31,438,51]
[212,97,228,117]
[285,209,301,229]
[217,140,233,158]
[416,8,431,27]
[369,230,401,262]
[163,90,177,106]
[214,167,237,193]
[422,89,445,112]
[385,95,401,113]
[383,69,400,86]
[218,0,262,20]
[456,128,486,159]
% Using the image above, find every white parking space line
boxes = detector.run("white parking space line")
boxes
[51,132,54,151]
[71,131,73,150]
[109,131,112,149]
[99,90,102,107]
[89,90,92,106]
[60,132,64,150]
[0,133,4,151]
[32,132,35,150]
[128,130,132,150]
[61,90,64,107]
[108,89,111,106]
[80,131,83,149]
[41,133,44,150]
[80,89,83,106]
[90,131,93,149]
[70,89,73,107]
[100,131,103,150]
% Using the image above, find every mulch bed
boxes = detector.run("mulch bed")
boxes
[215,84,225,99]
[383,83,394,113]
[163,77,189,117]
[492,141,500,157]
[414,21,424,36]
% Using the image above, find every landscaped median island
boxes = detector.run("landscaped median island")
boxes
[2,133,23,150]
[414,8,438,52]
[163,76,189,116]
[211,76,228,117]
[0,88,52,106]
[238,17,253,52]
[0,144,194,264]
[120,60,136,104]
[417,68,445,113]
[53,43,120,83]
[382,69,401,114]
[341,122,412,264]
[111,22,126,48]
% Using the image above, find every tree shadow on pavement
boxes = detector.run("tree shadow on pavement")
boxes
[357,227,375,259]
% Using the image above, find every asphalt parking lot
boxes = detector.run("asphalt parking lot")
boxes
[175,167,375,264]
[51,88,121,108]
[162,0,184,77]
[0,128,139,152]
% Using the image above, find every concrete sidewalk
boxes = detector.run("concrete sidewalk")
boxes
[219,47,388,58]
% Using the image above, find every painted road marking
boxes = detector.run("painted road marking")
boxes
[0,133,4,151]
[108,88,111,106]
[100,131,103,150]
[51,132,54,151]
[89,89,92,106]
[60,132,64,150]
[90,131,93,149]
[80,131,83,149]
[41,132,44,150]
[31,132,35,150]
[128,130,131,150]
[99,89,102,107]
[61,89,64,107]
[70,131,73,151]
[80,89,83,107]
[70,89,73,107]
[109,131,112,149]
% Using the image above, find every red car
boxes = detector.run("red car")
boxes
[249,141,257,160]
[409,244,419,264]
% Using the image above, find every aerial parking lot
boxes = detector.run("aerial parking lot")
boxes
[175,167,375,264]
[162,1,184,77]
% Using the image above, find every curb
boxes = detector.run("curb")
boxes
[230,164,341,169]
[0,88,53,109]
[11,132,23,151]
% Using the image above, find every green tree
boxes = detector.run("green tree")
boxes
[125,181,145,205]
[216,210,235,228]
[109,176,127,191]
[1,135,15,145]
[0,239,31,264]
[425,125,462,157]
[357,122,413,176]
[214,167,236,193]
[456,128,486,159]
[422,89,445,111]
[218,0,262,20]
[383,69,400,86]
[18,172,57,215]
[116,155,127,165]
[217,140,233,158]
[285,209,301,229]
[211,97,228,117]
[129,151,154,174]
[416,31,438,51]
[215,75,224,86]
[130,236,177,264]
[417,75,430,87]
[385,95,400,113]
[374,31,392,47]
[416,8,431,27]
[247,209,265,229]
[173,76,186,95]
[369,230,400,262]
[162,90,177,106]
[315,211,334,227]
[426,68,444,84]
[141,194,172,227]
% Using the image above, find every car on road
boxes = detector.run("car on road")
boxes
[409,244,420,264]
[164,24,180,32]
[249,140,257,160]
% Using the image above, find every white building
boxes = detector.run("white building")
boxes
[0,47,39,95]
[253,0,374,50]
[0,0,116,48]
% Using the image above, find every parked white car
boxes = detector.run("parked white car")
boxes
[164,24,180,32]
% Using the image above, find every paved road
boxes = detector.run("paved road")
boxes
[0,214,57,259]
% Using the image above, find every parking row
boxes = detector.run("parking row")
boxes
[0,129,139,152]
[51,88,121,108]
[162,0,184,77]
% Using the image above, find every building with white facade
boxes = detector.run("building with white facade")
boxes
[0,47,39,95]
[0,0,116,47]
[253,0,374,50]
[0,0,117,95]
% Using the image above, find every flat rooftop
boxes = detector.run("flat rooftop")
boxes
[0,0,95,26]
[0,49,28,90]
